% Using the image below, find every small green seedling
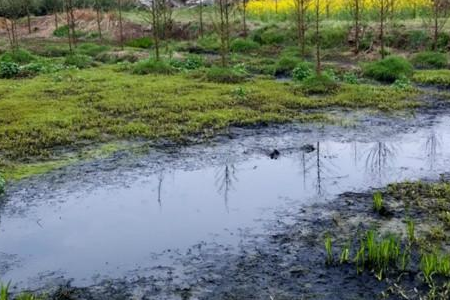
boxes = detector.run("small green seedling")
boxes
[373,192,384,213]
[325,234,333,265]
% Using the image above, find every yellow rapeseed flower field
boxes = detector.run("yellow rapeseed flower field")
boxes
[247,0,431,16]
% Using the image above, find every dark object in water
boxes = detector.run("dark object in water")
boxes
[300,144,316,153]
[270,149,280,160]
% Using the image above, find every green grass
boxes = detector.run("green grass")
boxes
[373,192,384,213]
[0,66,421,178]
[413,70,450,87]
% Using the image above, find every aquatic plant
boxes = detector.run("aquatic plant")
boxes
[0,283,9,300]
[373,192,384,213]
[339,243,350,264]
[324,234,333,265]
[0,175,5,195]
[407,218,415,245]
[352,230,401,280]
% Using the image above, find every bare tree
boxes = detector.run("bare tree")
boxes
[314,0,321,74]
[0,0,28,50]
[241,0,247,37]
[198,0,204,38]
[349,0,363,54]
[372,0,389,58]
[293,0,311,58]
[425,0,450,50]
[214,0,233,66]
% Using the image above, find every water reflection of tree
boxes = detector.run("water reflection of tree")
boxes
[364,142,398,183]
[299,142,337,197]
[157,171,164,209]
[424,130,441,171]
[215,164,238,213]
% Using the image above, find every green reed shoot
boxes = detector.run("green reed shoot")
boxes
[0,283,9,300]
[325,234,333,265]
[355,242,365,274]
[421,252,438,285]
[340,243,350,264]
[406,218,415,245]
[373,192,384,213]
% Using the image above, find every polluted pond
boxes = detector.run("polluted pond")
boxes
[3,113,450,299]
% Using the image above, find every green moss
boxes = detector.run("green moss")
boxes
[413,70,450,87]
[0,66,421,175]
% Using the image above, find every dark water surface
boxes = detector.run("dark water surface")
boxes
[2,114,450,290]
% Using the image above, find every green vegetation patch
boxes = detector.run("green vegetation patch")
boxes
[413,70,450,87]
[0,67,420,177]
[411,51,448,69]
[363,56,414,83]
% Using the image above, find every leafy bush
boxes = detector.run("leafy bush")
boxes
[260,28,287,45]
[126,37,154,49]
[0,49,36,64]
[230,38,260,53]
[308,26,347,49]
[343,72,359,84]
[205,66,247,83]
[0,61,20,78]
[20,62,65,77]
[0,175,5,194]
[170,54,204,71]
[76,43,110,57]
[53,25,84,38]
[197,35,221,52]
[393,75,413,90]
[300,73,340,94]
[131,59,174,75]
[411,51,448,69]
[363,56,413,83]
[43,45,71,57]
[275,56,301,76]
[406,30,430,50]
[64,54,93,69]
[292,62,312,81]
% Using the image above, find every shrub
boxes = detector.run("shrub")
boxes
[292,62,312,81]
[64,54,93,69]
[0,175,5,194]
[300,73,340,95]
[363,56,413,83]
[230,38,260,53]
[260,28,286,45]
[43,45,71,57]
[126,37,154,49]
[406,30,430,50]
[53,25,84,38]
[275,56,301,76]
[170,54,204,71]
[205,66,247,83]
[76,43,110,57]
[343,72,358,84]
[131,59,174,75]
[0,61,20,78]
[392,75,412,90]
[197,35,221,52]
[411,51,448,69]
[0,49,36,64]
[309,26,347,49]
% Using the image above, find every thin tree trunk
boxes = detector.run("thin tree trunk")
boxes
[433,4,438,50]
[315,0,321,75]
[380,0,385,58]
[118,0,124,50]
[151,0,160,60]
[27,7,32,34]
[65,0,73,52]
[67,0,77,47]
[354,0,360,54]
[54,11,59,29]
[95,2,103,41]
[242,0,247,37]
[199,0,204,38]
